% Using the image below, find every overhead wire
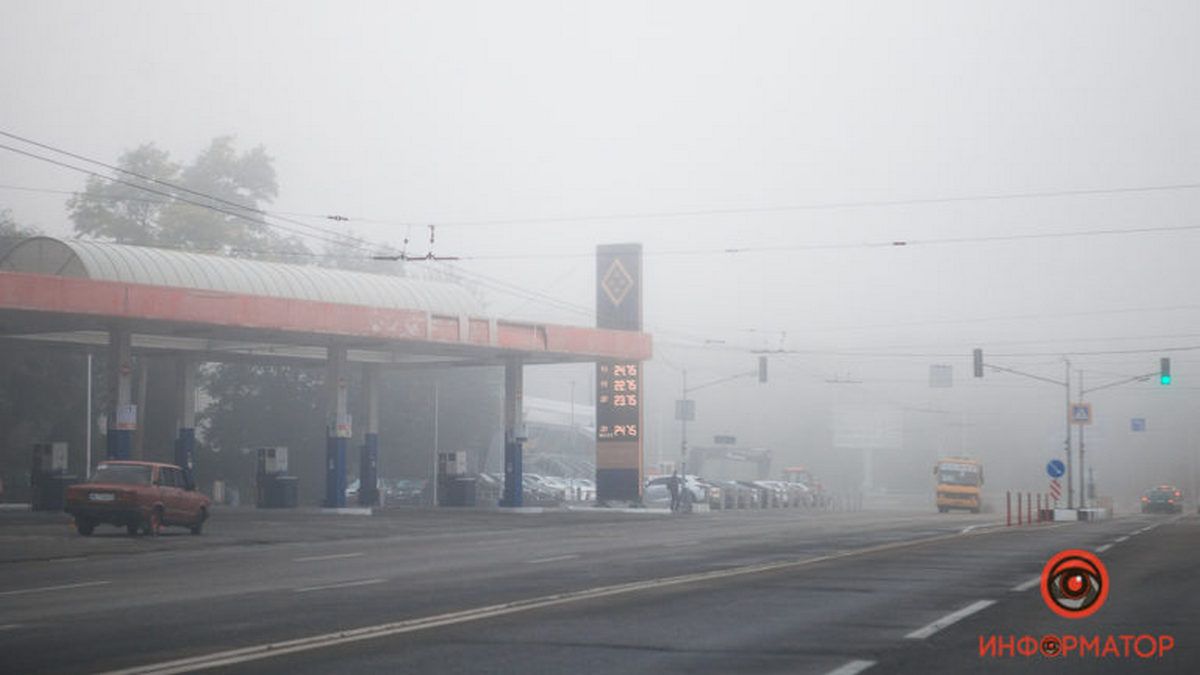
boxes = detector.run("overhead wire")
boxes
[0,142,362,250]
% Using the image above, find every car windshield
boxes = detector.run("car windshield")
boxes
[938,469,980,486]
[90,464,151,485]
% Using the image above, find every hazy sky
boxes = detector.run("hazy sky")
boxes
[3,1,1199,493]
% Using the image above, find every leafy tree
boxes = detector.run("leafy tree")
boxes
[66,144,178,245]
[67,136,307,256]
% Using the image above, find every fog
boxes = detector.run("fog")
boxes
[3,1,1200,507]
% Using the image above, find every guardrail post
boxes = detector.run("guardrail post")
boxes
[1006,491,1012,527]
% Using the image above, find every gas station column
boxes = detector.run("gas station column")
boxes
[359,364,380,507]
[500,358,524,507]
[106,326,134,459]
[324,345,350,508]
[174,358,197,485]
[595,244,644,503]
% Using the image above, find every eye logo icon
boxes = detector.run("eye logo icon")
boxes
[1041,549,1109,619]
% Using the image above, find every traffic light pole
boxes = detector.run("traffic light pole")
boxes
[978,359,1074,508]
[1076,368,1159,510]
[678,365,763,476]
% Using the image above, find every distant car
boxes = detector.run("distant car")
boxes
[391,478,428,505]
[1141,485,1183,514]
[646,475,708,506]
[65,461,210,536]
[643,482,671,509]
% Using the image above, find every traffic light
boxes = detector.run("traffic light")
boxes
[973,348,983,378]
[1161,357,1171,385]
[758,356,768,383]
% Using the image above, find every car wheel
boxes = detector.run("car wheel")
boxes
[189,507,207,535]
[142,508,163,537]
[938,506,948,513]
[127,522,140,536]
[76,519,95,536]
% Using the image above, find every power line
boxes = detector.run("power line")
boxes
[363,181,1200,228]
[0,130,361,233]
[0,141,359,250]
[0,182,353,224]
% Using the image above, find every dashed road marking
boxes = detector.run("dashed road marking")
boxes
[294,578,386,593]
[525,554,580,564]
[96,528,1011,675]
[293,552,364,563]
[0,580,110,597]
[1011,576,1041,592]
[1095,543,1113,553]
[905,600,996,639]
[1115,536,1130,542]
[824,659,876,675]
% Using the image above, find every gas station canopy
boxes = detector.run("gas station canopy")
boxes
[0,237,652,366]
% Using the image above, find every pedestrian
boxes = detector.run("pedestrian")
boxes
[668,470,681,512]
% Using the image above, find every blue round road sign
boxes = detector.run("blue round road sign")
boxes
[1046,459,1065,478]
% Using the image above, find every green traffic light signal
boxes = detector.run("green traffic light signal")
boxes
[1161,374,1172,385]
[1160,357,1171,385]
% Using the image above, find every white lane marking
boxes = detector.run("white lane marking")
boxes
[0,624,23,631]
[97,529,1004,675]
[294,578,386,593]
[1095,544,1113,553]
[293,552,364,563]
[960,523,1001,534]
[824,659,876,675]
[525,554,580,564]
[1116,535,1131,542]
[905,600,996,639]
[50,557,87,564]
[0,580,110,597]
[1011,576,1041,592]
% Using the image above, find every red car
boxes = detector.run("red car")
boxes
[65,461,210,536]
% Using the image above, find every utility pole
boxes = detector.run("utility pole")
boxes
[680,369,688,475]
[1078,369,1086,509]
[1065,359,1073,509]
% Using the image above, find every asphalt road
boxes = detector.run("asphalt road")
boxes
[0,506,1193,674]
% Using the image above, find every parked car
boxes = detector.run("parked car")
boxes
[65,460,210,536]
[391,478,428,505]
[645,475,709,509]
[708,480,754,509]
